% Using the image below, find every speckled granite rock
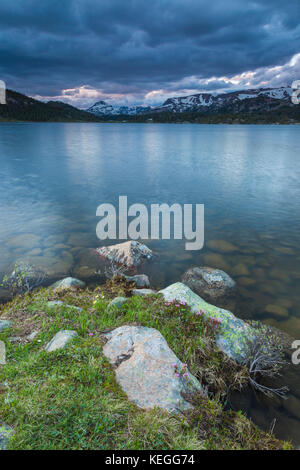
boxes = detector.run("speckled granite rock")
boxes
[103,326,203,411]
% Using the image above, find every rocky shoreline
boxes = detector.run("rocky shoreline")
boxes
[0,240,295,450]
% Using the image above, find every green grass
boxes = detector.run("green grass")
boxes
[0,282,292,450]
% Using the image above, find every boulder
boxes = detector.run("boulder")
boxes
[108,297,127,310]
[103,326,203,411]
[0,341,6,365]
[45,330,78,352]
[123,274,150,288]
[95,241,153,268]
[181,266,237,310]
[0,320,12,332]
[159,282,255,363]
[0,423,14,450]
[51,277,85,291]
[132,289,157,297]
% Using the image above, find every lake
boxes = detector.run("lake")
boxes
[0,122,300,443]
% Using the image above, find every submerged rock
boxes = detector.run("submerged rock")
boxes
[159,282,255,363]
[45,330,78,352]
[0,423,14,450]
[206,239,238,253]
[182,266,237,310]
[264,304,289,319]
[51,277,85,291]
[95,241,153,268]
[103,326,203,411]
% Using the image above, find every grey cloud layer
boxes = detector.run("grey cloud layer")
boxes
[0,0,299,100]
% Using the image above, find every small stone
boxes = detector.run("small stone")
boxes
[123,274,150,288]
[46,301,83,312]
[0,423,14,450]
[51,277,85,291]
[132,289,156,297]
[108,297,127,309]
[0,320,12,332]
[264,304,289,318]
[27,331,39,341]
[0,341,6,365]
[9,337,22,343]
[45,330,78,352]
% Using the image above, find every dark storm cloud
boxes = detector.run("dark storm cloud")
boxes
[0,0,299,105]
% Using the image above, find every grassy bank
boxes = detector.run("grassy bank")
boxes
[0,280,292,450]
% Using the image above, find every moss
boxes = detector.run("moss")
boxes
[0,281,292,450]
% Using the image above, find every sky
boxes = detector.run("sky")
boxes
[0,0,299,108]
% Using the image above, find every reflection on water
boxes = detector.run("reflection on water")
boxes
[0,122,300,444]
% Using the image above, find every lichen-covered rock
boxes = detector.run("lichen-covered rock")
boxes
[95,241,153,268]
[123,274,150,287]
[103,326,203,411]
[0,423,14,450]
[182,266,237,310]
[45,330,78,352]
[159,282,255,363]
[108,297,127,309]
[51,277,85,291]
[0,320,12,332]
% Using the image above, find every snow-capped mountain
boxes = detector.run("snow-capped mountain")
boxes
[87,100,152,116]
[86,87,295,116]
[155,87,294,113]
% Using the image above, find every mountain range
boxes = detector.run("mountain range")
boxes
[87,86,295,116]
[0,86,299,123]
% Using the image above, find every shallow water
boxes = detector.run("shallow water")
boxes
[0,122,300,443]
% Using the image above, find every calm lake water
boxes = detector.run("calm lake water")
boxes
[0,122,300,444]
